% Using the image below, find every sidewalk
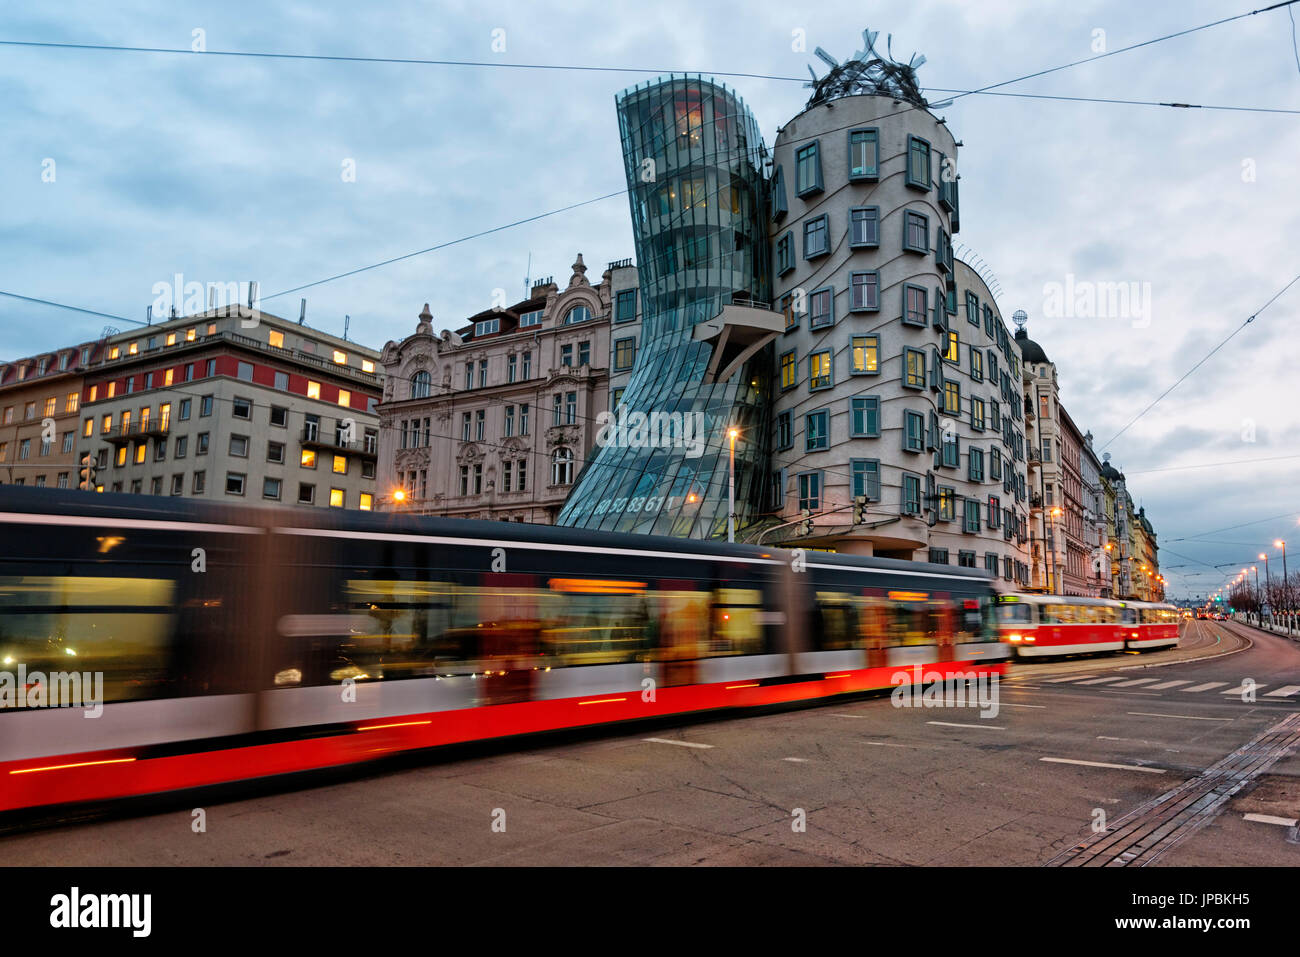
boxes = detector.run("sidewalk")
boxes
[1227,616,1299,642]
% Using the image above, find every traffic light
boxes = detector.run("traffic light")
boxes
[798,508,813,536]
[78,453,97,491]
[853,495,867,524]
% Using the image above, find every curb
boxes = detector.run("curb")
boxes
[1115,621,1253,671]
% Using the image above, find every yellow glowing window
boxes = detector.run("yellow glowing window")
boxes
[159,403,170,429]
[268,330,284,349]
[134,443,146,464]
[107,382,116,398]
[108,347,120,360]
[186,328,196,342]
[83,418,93,438]
[359,492,373,511]
[166,332,176,346]
[129,342,138,355]
[851,336,879,374]
[329,488,344,508]
[88,385,98,402]
[333,350,347,365]
[66,392,79,413]
[361,359,375,373]
[332,455,346,474]
[43,398,56,416]
[101,415,112,434]
[944,331,959,362]
[164,369,173,386]
[207,323,216,335]
[337,390,351,408]
[301,449,316,468]
[307,381,321,399]
[116,446,127,467]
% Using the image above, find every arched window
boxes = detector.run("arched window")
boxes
[551,447,574,486]
[410,370,432,399]
[563,305,592,325]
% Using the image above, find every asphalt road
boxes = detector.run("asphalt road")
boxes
[5,619,1298,866]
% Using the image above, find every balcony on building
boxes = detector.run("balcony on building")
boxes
[301,424,378,459]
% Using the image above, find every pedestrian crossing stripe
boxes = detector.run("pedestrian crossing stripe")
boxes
[1263,685,1300,698]
[1181,682,1228,693]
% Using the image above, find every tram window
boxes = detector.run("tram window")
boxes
[812,591,859,650]
[996,602,1032,625]
[0,576,177,704]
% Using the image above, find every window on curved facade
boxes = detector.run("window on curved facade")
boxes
[564,305,592,325]
[906,135,931,189]
[795,142,822,196]
[848,129,879,180]
[411,371,432,399]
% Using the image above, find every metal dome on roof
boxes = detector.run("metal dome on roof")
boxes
[1013,324,1049,365]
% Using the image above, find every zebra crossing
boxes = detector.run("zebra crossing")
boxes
[1026,674,1300,698]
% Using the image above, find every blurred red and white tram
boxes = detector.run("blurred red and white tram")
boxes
[994,594,1180,658]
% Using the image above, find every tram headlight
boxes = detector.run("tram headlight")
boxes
[1007,634,1022,643]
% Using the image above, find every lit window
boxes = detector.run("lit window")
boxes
[328,489,343,508]
[359,492,373,511]
[338,390,351,408]
[166,332,177,346]
[851,336,879,375]
[307,381,321,399]
[809,352,832,390]
[88,385,98,402]
[362,359,374,373]
[333,350,347,365]
[301,449,316,468]
[128,342,139,355]
[186,328,196,342]
[269,330,284,349]
[109,346,120,360]
[332,455,346,474]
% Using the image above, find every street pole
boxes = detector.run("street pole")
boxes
[1279,541,1290,636]
[1253,565,1260,626]
[1260,553,1271,628]
[727,428,738,544]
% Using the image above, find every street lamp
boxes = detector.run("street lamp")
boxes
[1276,540,1290,635]
[392,488,407,505]
[727,427,740,544]
[1259,552,1271,625]
[1252,565,1260,625]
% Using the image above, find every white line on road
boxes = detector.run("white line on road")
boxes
[1264,685,1300,698]
[782,757,810,763]
[926,721,1005,730]
[1074,677,1128,685]
[643,737,713,749]
[1145,680,1193,690]
[1110,678,1160,687]
[1182,682,1229,692]
[992,702,1047,708]
[1243,813,1298,826]
[1127,711,1234,721]
[1219,684,1264,695]
[1045,675,1097,683]
[1040,757,1167,774]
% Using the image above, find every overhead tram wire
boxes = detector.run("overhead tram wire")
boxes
[1099,270,1300,452]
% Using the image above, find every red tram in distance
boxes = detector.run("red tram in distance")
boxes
[994,594,1181,658]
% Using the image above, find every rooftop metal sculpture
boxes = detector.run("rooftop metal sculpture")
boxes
[803,29,948,110]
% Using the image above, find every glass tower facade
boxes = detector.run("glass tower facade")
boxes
[557,76,773,538]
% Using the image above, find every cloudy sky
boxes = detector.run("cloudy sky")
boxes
[2,0,1297,597]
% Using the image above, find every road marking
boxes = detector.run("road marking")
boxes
[993,702,1046,708]
[926,721,1005,730]
[1145,680,1193,690]
[1040,757,1166,774]
[643,737,713,749]
[1127,711,1234,721]
[782,757,810,763]
[1243,813,1298,826]
[864,741,919,748]
[1045,675,1095,682]
[1182,682,1229,692]
[1264,685,1300,698]
[830,713,870,719]
[1073,676,1127,685]
[1220,684,1263,695]
[1110,678,1160,687]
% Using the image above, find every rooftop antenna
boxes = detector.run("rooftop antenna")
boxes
[343,315,350,341]
[208,286,216,310]
[246,281,258,308]
[299,298,307,325]
[146,305,153,325]
[524,251,532,298]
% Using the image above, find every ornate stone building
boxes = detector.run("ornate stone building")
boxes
[376,255,620,521]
